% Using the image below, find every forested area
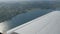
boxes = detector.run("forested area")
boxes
[0,1,59,22]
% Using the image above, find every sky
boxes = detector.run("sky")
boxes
[0,0,30,1]
[0,0,57,2]
[0,0,27,1]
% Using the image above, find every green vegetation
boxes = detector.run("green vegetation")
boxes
[0,1,60,22]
